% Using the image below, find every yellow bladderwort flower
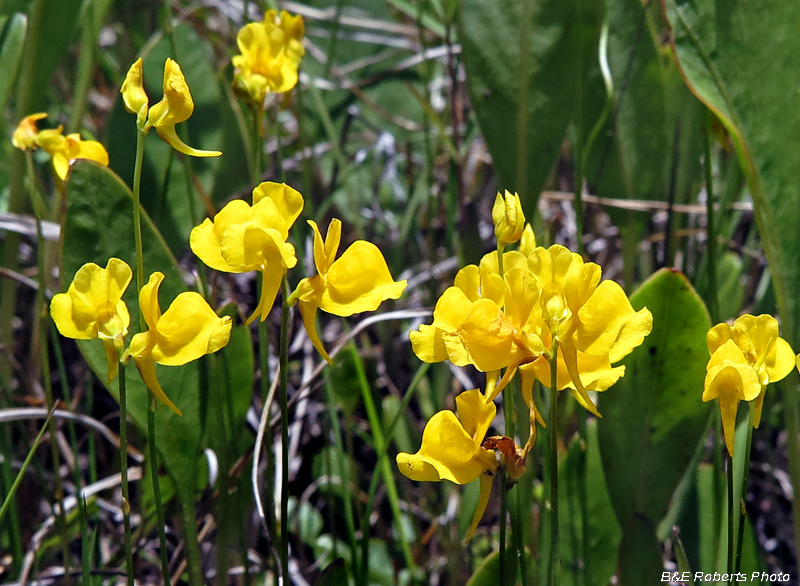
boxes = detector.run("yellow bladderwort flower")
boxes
[190,182,303,323]
[12,113,109,180]
[50,258,132,383]
[492,190,525,246]
[703,314,795,455]
[127,272,232,415]
[410,250,525,369]
[288,218,407,363]
[703,339,761,457]
[12,113,47,150]
[396,389,499,541]
[36,129,110,180]
[458,244,652,416]
[232,10,305,107]
[121,57,222,158]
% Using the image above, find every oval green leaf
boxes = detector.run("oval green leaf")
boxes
[597,268,711,527]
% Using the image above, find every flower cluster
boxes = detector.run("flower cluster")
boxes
[12,113,109,180]
[703,314,794,456]
[191,182,406,362]
[397,191,653,539]
[232,10,305,108]
[51,259,232,415]
[121,58,222,158]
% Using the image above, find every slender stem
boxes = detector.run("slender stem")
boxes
[131,124,171,583]
[726,449,734,577]
[548,341,560,586]
[572,0,584,258]
[499,474,508,586]
[118,362,134,586]
[345,334,418,577]
[0,404,56,524]
[132,128,147,298]
[148,394,172,582]
[500,366,514,584]
[253,106,264,186]
[279,277,291,585]
[703,124,718,323]
[734,403,756,573]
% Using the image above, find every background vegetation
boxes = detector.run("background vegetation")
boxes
[0,0,798,584]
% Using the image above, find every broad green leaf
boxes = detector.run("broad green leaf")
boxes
[459,0,586,207]
[598,268,711,527]
[617,514,662,586]
[106,24,224,254]
[62,160,204,507]
[0,13,26,110]
[663,0,800,346]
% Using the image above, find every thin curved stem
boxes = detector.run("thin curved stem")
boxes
[118,362,134,586]
[735,403,756,573]
[548,341,560,586]
[279,277,291,585]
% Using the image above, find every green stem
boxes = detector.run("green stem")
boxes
[325,381,360,585]
[279,277,291,585]
[118,362,134,586]
[345,335,418,577]
[726,449,734,577]
[572,0,584,258]
[734,403,755,573]
[361,363,429,584]
[132,128,147,298]
[548,341,560,586]
[499,474,508,586]
[148,393,172,582]
[781,375,800,572]
[703,123,718,323]
[130,123,171,583]
[0,404,56,524]
[252,106,264,186]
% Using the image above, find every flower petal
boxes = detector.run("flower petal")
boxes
[455,389,496,443]
[149,292,232,366]
[465,473,494,542]
[320,241,406,316]
[406,410,493,484]
[132,352,183,416]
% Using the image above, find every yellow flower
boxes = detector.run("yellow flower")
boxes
[492,190,525,246]
[128,272,232,415]
[37,129,109,180]
[232,10,305,106]
[121,58,149,127]
[704,314,794,455]
[410,251,526,369]
[50,258,132,383]
[396,389,498,541]
[121,58,222,158]
[288,219,407,363]
[458,244,652,416]
[190,182,304,323]
[703,339,761,457]
[12,113,47,150]
[519,223,537,257]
